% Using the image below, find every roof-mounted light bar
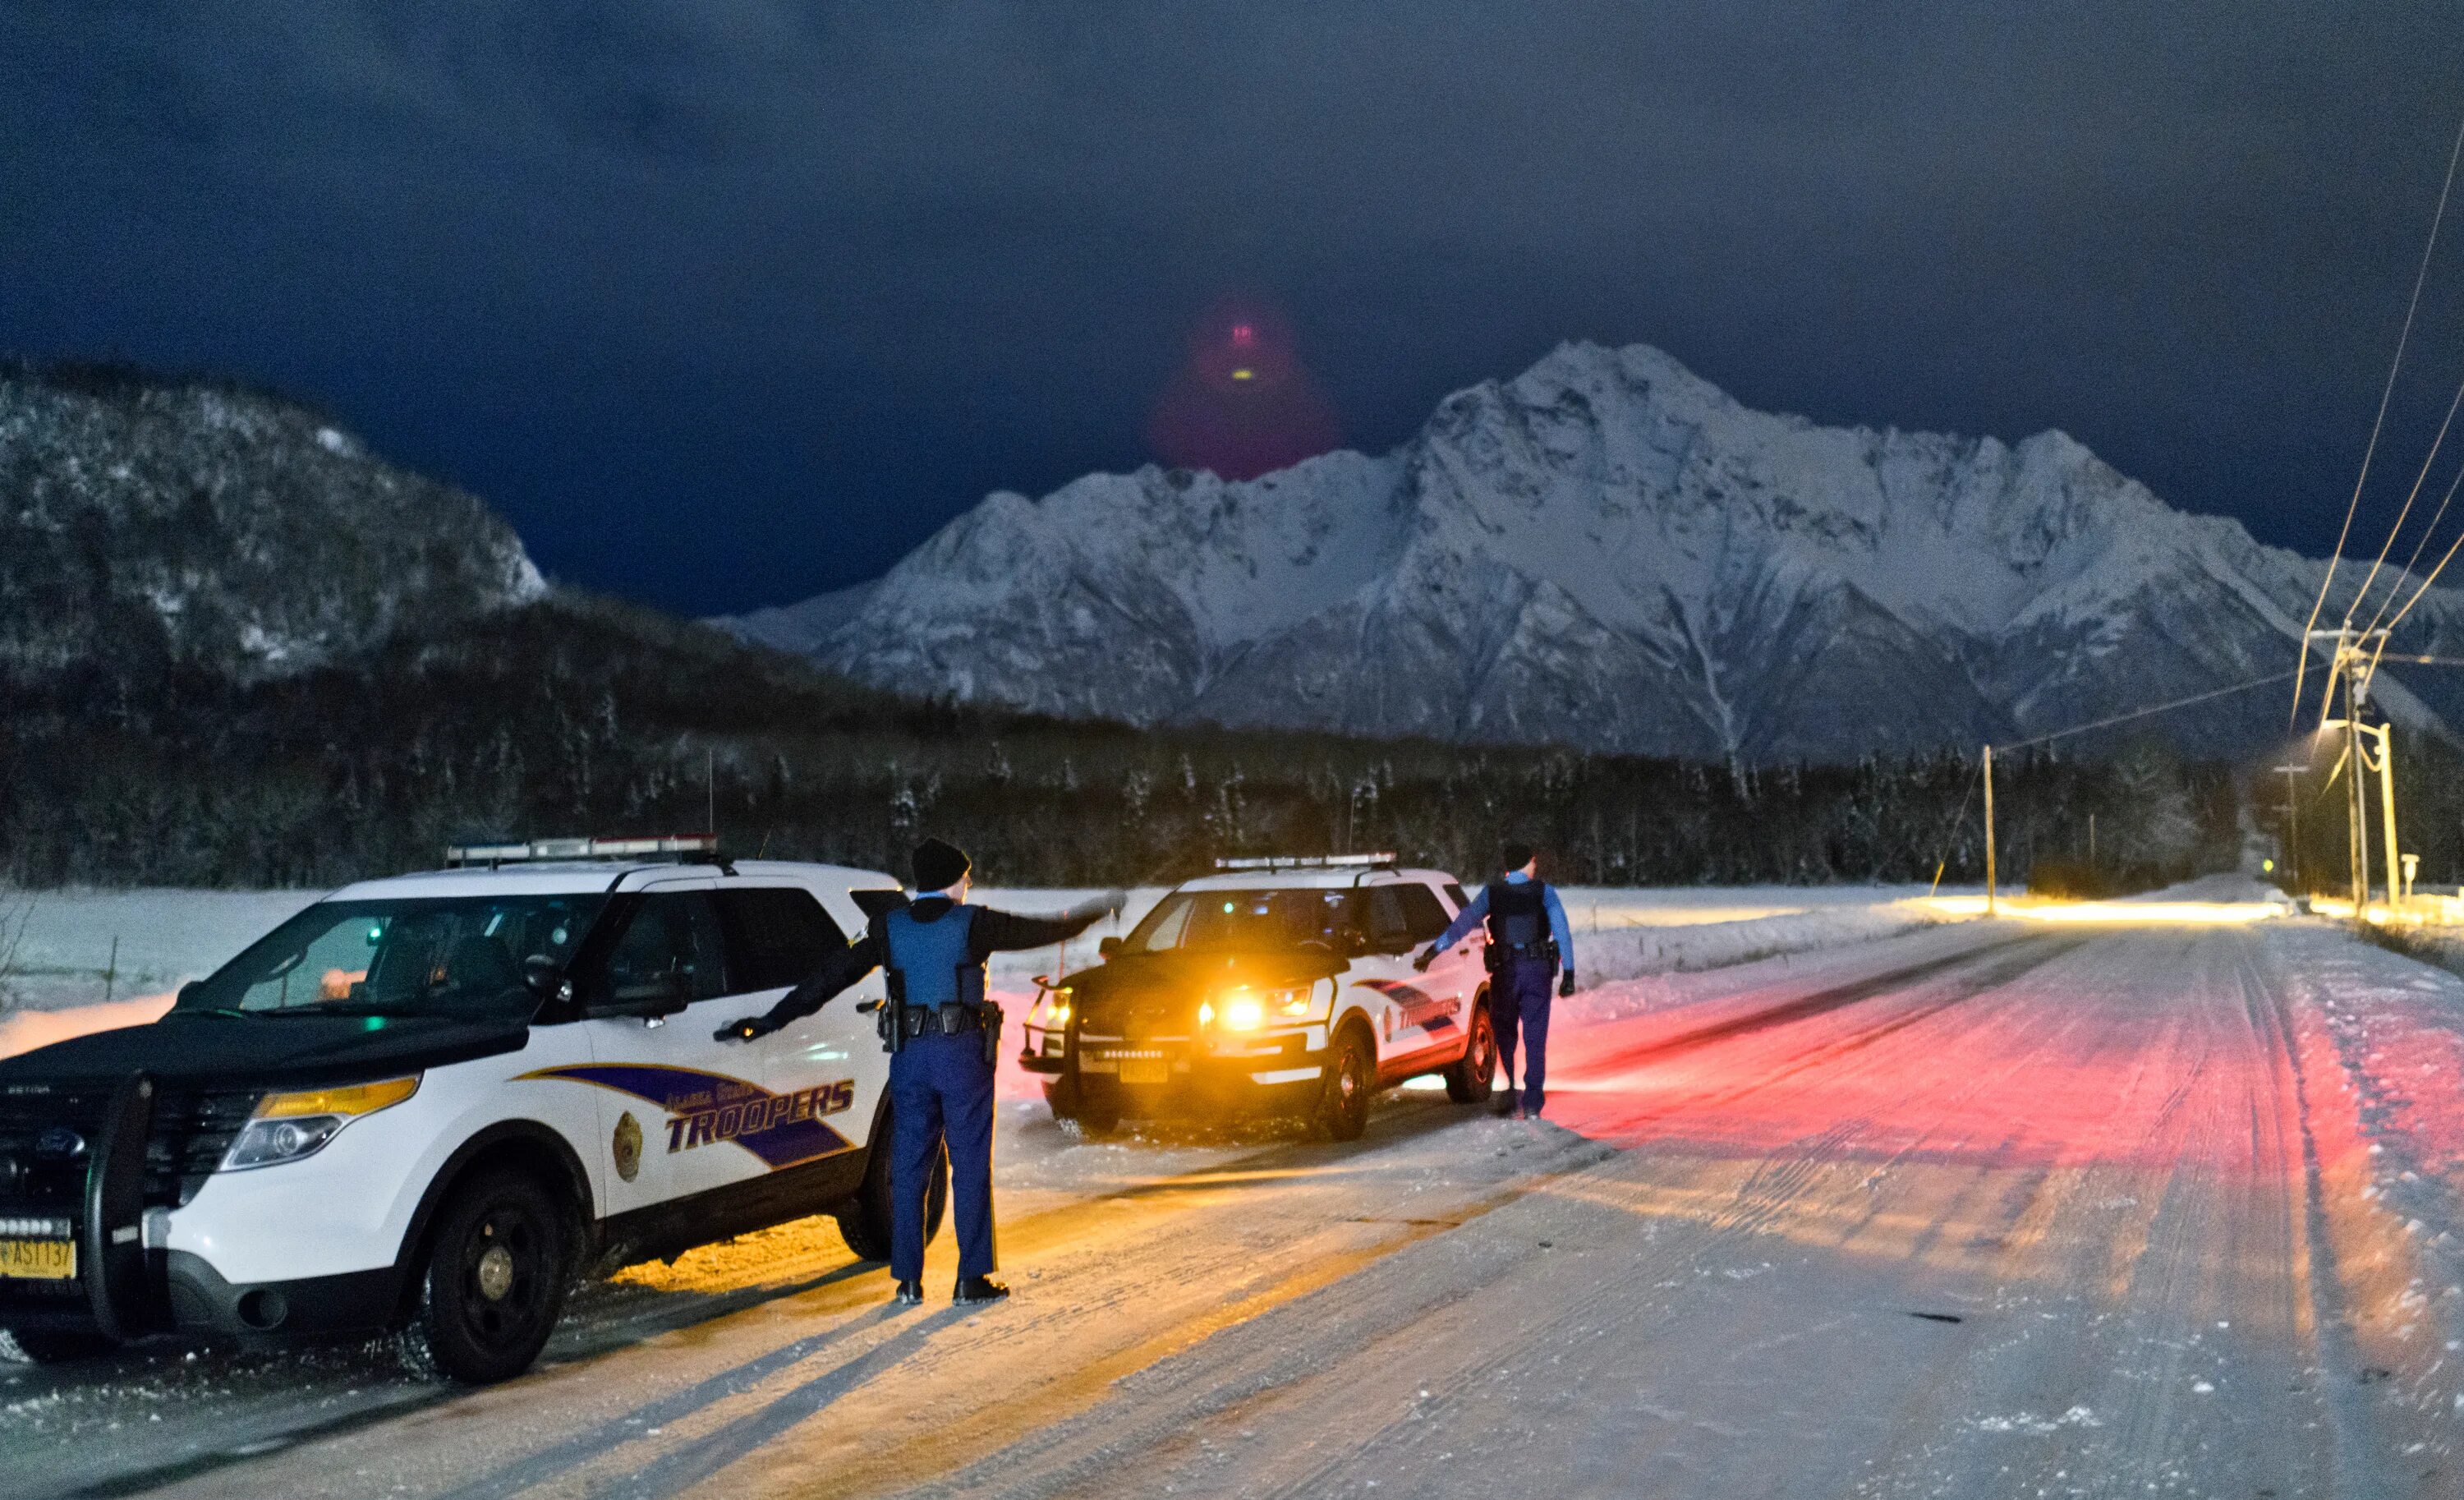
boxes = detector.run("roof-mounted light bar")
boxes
[1213,853,1397,872]
[444,834,721,867]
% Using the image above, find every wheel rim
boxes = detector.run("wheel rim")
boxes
[1474,1014,1496,1079]
[457,1202,549,1351]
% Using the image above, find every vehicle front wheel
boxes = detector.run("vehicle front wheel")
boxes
[1442,1000,1496,1104]
[398,1166,572,1385]
[1318,1026,1376,1142]
[836,1116,949,1263]
[2,1327,117,1364]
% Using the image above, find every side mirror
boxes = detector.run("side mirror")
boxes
[591,989,688,1021]
[1097,936,1123,959]
[175,982,201,1010]
[521,954,563,997]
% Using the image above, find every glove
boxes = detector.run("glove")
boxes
[715,1015,778,1043]
[1559,971,1577,998]
[1411,944,1437,973]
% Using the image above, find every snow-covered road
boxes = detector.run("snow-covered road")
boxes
[8,911,2462,1498]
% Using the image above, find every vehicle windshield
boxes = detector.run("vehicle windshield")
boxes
[1124,889,1355,954]
[175,895,608,1023]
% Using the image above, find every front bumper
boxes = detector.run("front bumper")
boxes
[1044,1027,1329,1117]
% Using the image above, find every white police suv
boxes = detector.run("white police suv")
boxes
[0,837,938,1384]
[1018,855,1497,1139]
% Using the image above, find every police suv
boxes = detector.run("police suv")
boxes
[1018,855,1496,1139]
[0,837,938,1385]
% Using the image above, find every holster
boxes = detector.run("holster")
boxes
[980,1001,1004,1065]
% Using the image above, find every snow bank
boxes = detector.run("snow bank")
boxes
[1574,900,1954,984]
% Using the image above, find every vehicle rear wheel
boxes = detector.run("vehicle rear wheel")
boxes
[836,1115,949,1263]
[2,1327,117,1364]
[1318,1025,1376,1142]
[1443,1000,1496,1104]
[397,1166,572,1385]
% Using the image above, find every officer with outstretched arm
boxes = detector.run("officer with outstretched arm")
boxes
[719,838,1124,1305]
[1414,841,1575,1120]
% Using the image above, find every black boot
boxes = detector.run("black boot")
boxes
[954,1275,1010,1305]
[891,1279,924,1307]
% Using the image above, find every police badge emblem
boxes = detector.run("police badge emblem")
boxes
[612,1111,643,1182]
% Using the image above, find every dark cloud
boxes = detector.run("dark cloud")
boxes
[4,2,2461,614]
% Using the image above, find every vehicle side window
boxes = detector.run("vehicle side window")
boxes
[589,893,729,1005]
[715,888,848,992]
[1444,882,1469,913]
[1362,888,1414,952]
[1395,884,1450,942]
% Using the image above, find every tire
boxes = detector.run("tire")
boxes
[396,1166,572,1385]
[1442,998,1496,1104]
[1073,1085,1122,1136]
[1318,1024,1376,1142]
[835,1114,949,1263]
[2,1327,117,1364]
[1043,1077,1078,1122]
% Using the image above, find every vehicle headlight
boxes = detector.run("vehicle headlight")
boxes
[1031,987,1072,1028]
[223,1075,420,1171]
[1205,985,1317,1033]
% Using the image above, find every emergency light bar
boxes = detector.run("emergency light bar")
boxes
[1213,853,1397,872]
[444,834,721,867]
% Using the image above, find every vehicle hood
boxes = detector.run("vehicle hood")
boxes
[0,1012,531,1090]
[1063,950,1345,1036]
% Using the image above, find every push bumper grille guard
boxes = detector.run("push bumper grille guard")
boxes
[82,1073,156,1340]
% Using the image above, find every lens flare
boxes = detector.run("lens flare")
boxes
[1146,297,1340,480]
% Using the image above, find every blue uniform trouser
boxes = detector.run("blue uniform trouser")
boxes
[889,1031,996,1283]
[1492,958,1556,1114]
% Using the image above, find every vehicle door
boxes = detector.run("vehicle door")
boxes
[564,880,784,1217]
[711,885,876,1172]
[1395,881,1478,1059]
[1345,883,1452,1072]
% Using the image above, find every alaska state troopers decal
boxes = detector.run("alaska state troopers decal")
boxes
[524,1065,858,1171]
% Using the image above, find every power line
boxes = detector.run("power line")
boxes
[2349,370,2464,629]
[2359,440,2464,639]
[1997,668,2301,754]
[2293,109,2464,722]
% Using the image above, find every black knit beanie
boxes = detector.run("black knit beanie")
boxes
[912,837,972,892]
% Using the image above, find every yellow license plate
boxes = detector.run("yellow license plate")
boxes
[1117,1056,1171,1085]
[0,1239,75,1281]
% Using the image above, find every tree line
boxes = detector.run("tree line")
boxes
[0,593,2356,894]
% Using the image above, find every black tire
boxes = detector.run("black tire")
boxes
[1042,1077,1078,1122]
[2,1327,117,1364]
[397,1166,572,1385]
[1443,998,1496,1104]
[836,1116,949,1263]
[1318,1024,1376,1142]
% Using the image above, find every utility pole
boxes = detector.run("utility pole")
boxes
[2273,763,2306,894]
[1983,743,1997,917]
[2377,725,2401,910]
[2310,625,2391,920]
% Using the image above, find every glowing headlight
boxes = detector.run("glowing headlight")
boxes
[1221,995,1266,1032]
[223,1075,420,1171]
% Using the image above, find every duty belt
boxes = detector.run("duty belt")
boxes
[896,1002,989,1038]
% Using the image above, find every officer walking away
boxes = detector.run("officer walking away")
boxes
[720,838,1124,1307]
[1414,841,1575,1120]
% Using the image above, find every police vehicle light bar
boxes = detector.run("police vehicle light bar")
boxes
[445,835,720,867]
[1213,853,1397,872]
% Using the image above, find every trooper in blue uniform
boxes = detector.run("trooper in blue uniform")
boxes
[1414,841,1575,1120]
[722,839,1122,1305]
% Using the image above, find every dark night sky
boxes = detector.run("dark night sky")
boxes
[6,3,2463,617]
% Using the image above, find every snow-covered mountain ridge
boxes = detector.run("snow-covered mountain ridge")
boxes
[0,363,543,682]
[719,341,2464,762]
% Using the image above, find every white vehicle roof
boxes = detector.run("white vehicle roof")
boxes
[1174,867,1459,893]
[324,858,899,902]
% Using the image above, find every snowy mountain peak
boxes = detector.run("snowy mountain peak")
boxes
[715,342,2464,762]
